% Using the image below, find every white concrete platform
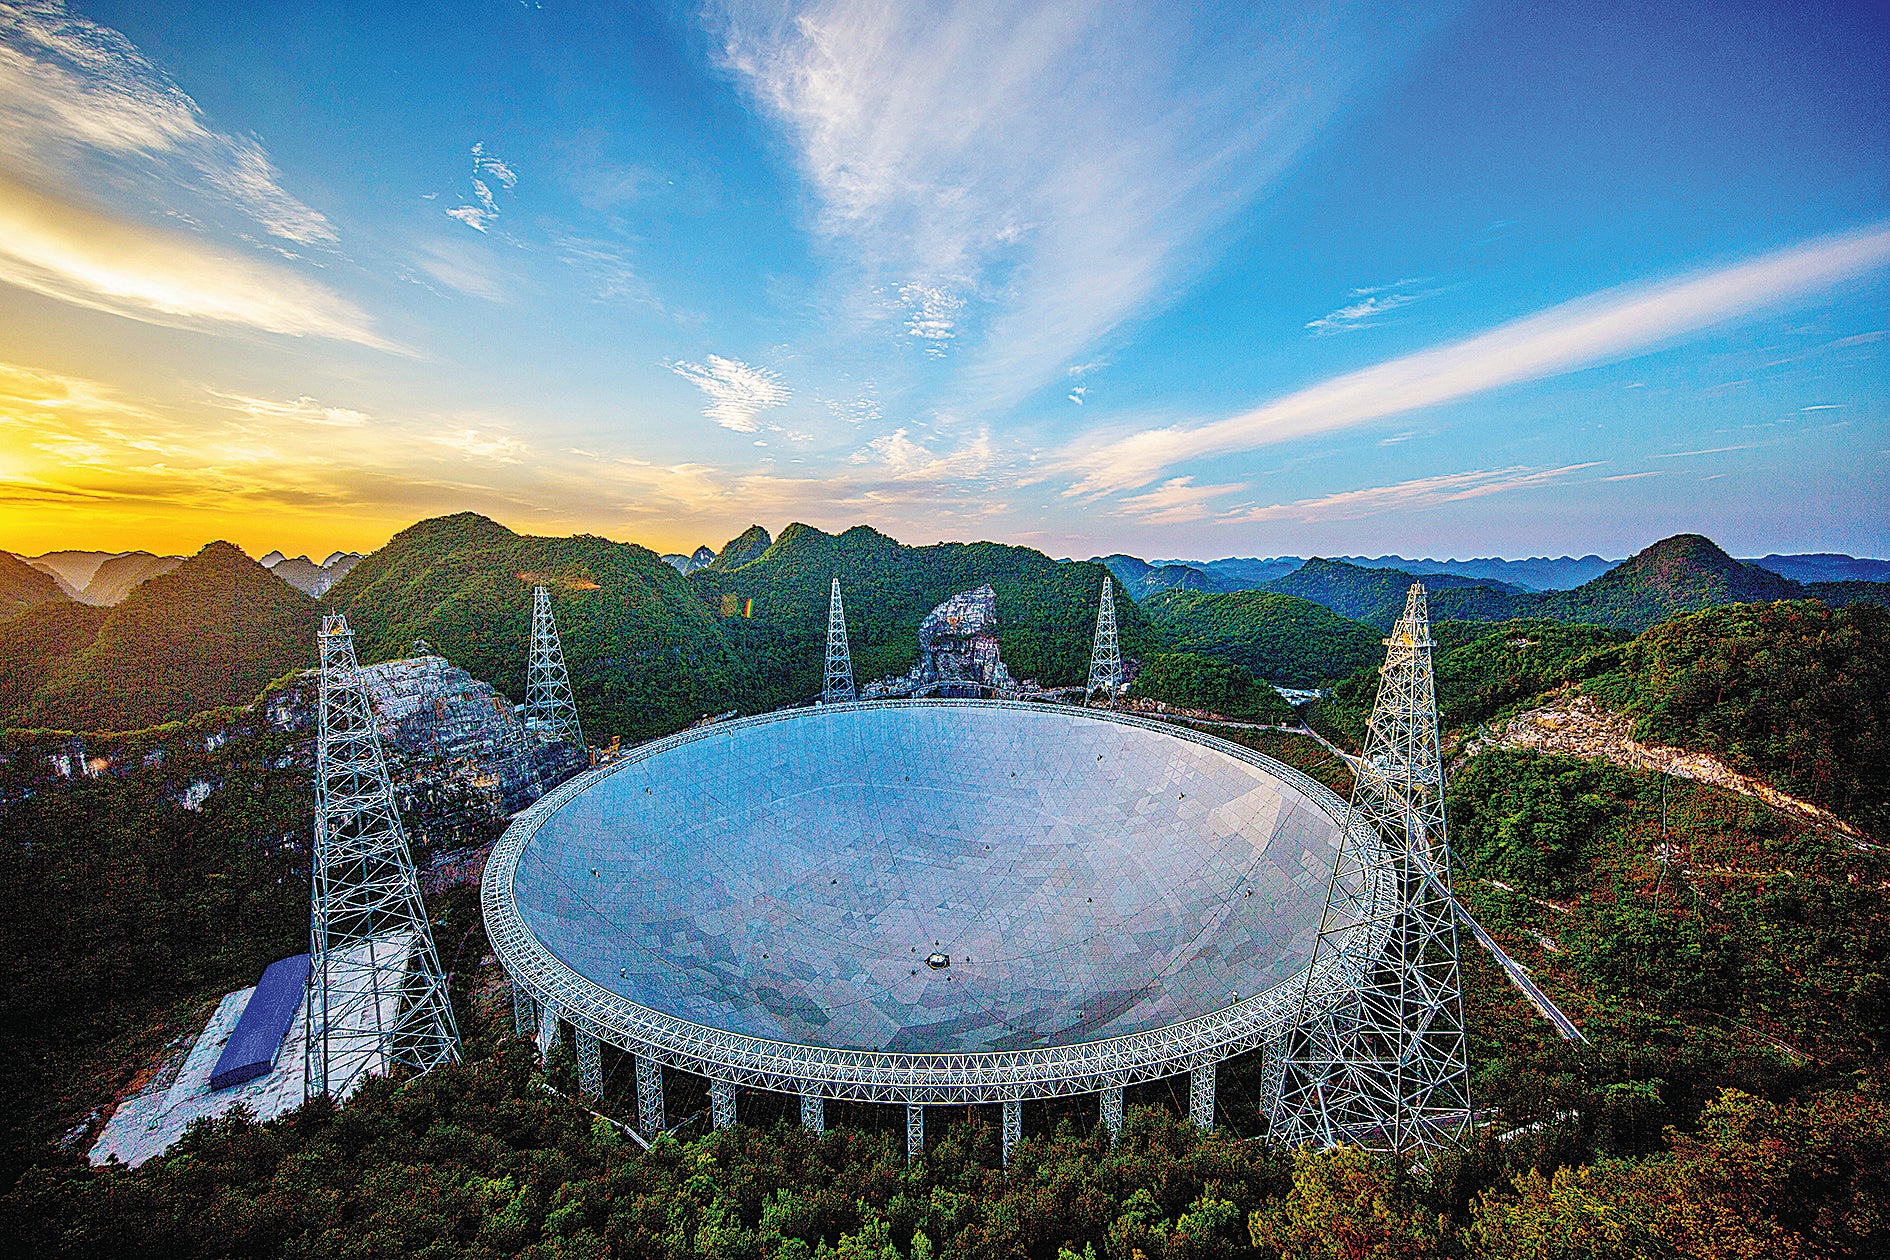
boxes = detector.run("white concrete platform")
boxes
[92,983,311,1168]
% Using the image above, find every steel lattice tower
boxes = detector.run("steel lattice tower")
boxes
[1270,582,1471,1155]
[306,614,460,1101]
[822,577,857,703]
[526,586,584,748]
[1087,575,1124,698]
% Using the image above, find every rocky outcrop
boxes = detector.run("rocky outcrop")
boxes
[1465,691,1863,838]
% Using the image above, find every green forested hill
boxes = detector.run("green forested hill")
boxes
[1143,588,1383,686]
[324,513,748,743]
[1126,652,1295,722]
[0,550,66,614]
[1313,618,1633,746]
[12,542,318,732]
[692,523,1158,708]
[0,601,108,720]
[1424,533,1831,630]
[1265,556,1521,627]
[1585,600,1890,837]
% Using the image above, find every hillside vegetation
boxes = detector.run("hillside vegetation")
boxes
[8,543,318,732]
[1143,588,1382,687]
[694,523,1158,708]
[0,549,65,614]
[1584,600,1890,837]
[1266,557,1520,627]
[1126,653,1295,723]
[327,513,745,743]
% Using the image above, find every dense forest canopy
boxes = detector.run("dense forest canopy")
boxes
[5,542,318,732]
[1142,589,1382,687]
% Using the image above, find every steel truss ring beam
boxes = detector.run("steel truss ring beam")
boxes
[484,699,1391,1106]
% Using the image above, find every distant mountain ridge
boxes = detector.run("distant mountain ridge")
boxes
[261,550,362,597]
[4,542,317,731]
[0,551,66,614]
[1093,554,1237,599]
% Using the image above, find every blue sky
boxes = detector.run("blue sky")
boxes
[0,0,1884,560]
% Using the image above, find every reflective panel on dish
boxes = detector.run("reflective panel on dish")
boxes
[511,705,1335,1054]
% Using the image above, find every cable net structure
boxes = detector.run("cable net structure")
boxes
[822,577,857,703]
[1087,575,1124,698]
[306,614,460,1101]
[1270,583,1471,1155]
[526,586,584,749]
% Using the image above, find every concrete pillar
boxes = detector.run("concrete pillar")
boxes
[635,1054,665,1138]
[800,1092,825,1135]
[535,999,560,1060]
[576,1031,602,1098]
[1001,1099,1023,1166]
[1100,1085,1124,1138]
[1190,1062,1216,1130]
[906,1103,924,1160]
[511,981,535,1040]
[710,1079,737,1130]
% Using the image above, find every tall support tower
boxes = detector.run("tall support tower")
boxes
[1270,583,1470,1155]
[822,577,857,703]
[526,586,584,748]
[1087,575,1124,698]
[307,614,460,1101]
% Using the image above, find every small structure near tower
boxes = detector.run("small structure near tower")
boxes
[822,577,857,703]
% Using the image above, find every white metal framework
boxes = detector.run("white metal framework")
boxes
[1271,583,1471,1155]
[822,577,857,703]
[484,700,1387,1110]
[306,614,460,1101]
[1087,576,1124,697]
[526,586,584,749]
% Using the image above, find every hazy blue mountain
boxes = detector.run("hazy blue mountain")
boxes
[1746,553,1890,584]
[1332,553,1618,591]
[1093,554,1234,599]
[1151,556,1304,587]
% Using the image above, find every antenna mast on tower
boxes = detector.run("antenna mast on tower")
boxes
[1087,575,1124,699]
[822,577,857,703]
[526,586,584,748]
[307,614,460,1101]
[1270,582,1470,1155]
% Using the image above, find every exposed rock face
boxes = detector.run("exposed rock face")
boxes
[1465,691,1862,838]
[910,584,1014,696]
[3,654,583,853]
[661,545,717,575]
[359,654,585,844]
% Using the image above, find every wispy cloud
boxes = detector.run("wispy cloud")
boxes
[1305,279,1431,335]
[670,354,791,432]
[1062,222,1890,497]
[1116,475,1248,525]
[0,172,392,346]
[713,0,1445,403]
[207,389,370,428]
[1221,464,1599,525]
[898,281,964,355]
[445,141,517,232]
[431,427,527,463]
[851,427,993,481]
[0,0,334,243]
[1649,443,1756,459]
